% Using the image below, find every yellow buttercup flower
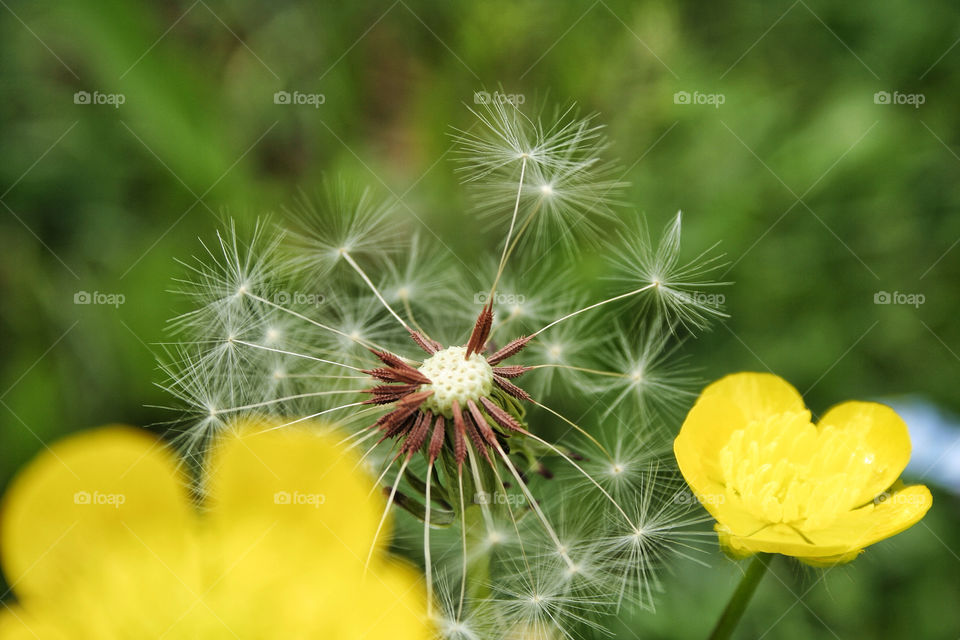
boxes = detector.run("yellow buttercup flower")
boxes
[0,423,434,638]
[674,372,932,566]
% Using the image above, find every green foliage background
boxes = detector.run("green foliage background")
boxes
[1,1,958,637]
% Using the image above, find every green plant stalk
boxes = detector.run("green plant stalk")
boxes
[464,506,492,603]
[708,553,772,640]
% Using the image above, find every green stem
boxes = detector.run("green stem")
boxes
[708,554,772,640]
[464,505,492,603]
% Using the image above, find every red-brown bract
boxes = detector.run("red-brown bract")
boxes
[362,303,534,468]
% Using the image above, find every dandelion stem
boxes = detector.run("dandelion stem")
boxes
[365,456,409,573]
[466,446,496,531]
[494,198,544,291]
[284,374,371,379]
[528,363,628,379]
[361,448,394,488]
[341,250,413,333]
[487,452,534,577]
[456,472,468,621]
[707,554,772,640]
[217,389,362,414]
[256,401,369,433]
[245,292,383,351]
[490,306,522,338]
[493,443,576,570]
[528,398,612,460]
[401,294,430,337]
[424,463,435,620]
[520,430,635,528]
[489,155,527,301]
[233,340,367,372]
[340,427,379,452]
[530,283,657,338]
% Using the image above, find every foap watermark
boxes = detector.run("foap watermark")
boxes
[473,291,526,306]
[74,90,125,108]
[272,290,325,307]
[874,491,927,506]
[474,90,525,106]
[675,291,725,307]
[74,490,126,508]
[474,491,527,506]
[273,490,326,508]
[673,90,725,108]
[273,90,325,108]
[673,490,725,506]
[873,91,925,108]
[74,291,125,308]
[874,290,925,308]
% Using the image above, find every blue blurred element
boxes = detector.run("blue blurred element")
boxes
[886,396,960,495]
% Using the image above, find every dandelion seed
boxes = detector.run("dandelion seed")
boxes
[285,183,403,277]
[611,211,730,331]
[455,101,626,252]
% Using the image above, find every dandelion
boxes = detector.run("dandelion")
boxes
[161,101,728,637]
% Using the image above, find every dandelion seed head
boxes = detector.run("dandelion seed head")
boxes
[160,103,729,637]
[419,347,495,418]
[487,530,506,545]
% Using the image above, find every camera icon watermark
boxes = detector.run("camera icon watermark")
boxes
[874,290,924,308]
[874,491,926,506]
[273,90,325,108]
[673,90,725,109]
[74,90,126,108]
[873,91,925,108]
[273,490,326,508]
[74,291,126,308]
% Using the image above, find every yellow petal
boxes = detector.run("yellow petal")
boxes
[805,483,932,554]
[675,373,813,538]
[675,395,745,484]
[0,426,195,602]
[204,421,388,565]
[0,604,60,640]
[700,372,806,423]
[720,484,932,561]
[675,373,807,484]
[675,418,770,537]
[356,559,435,640]
[816,401,912,509]
[797,549,863,567]
[716,522,850,558]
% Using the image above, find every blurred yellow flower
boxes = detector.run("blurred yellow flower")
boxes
[0,423,434,638]
[674,372,932,566]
